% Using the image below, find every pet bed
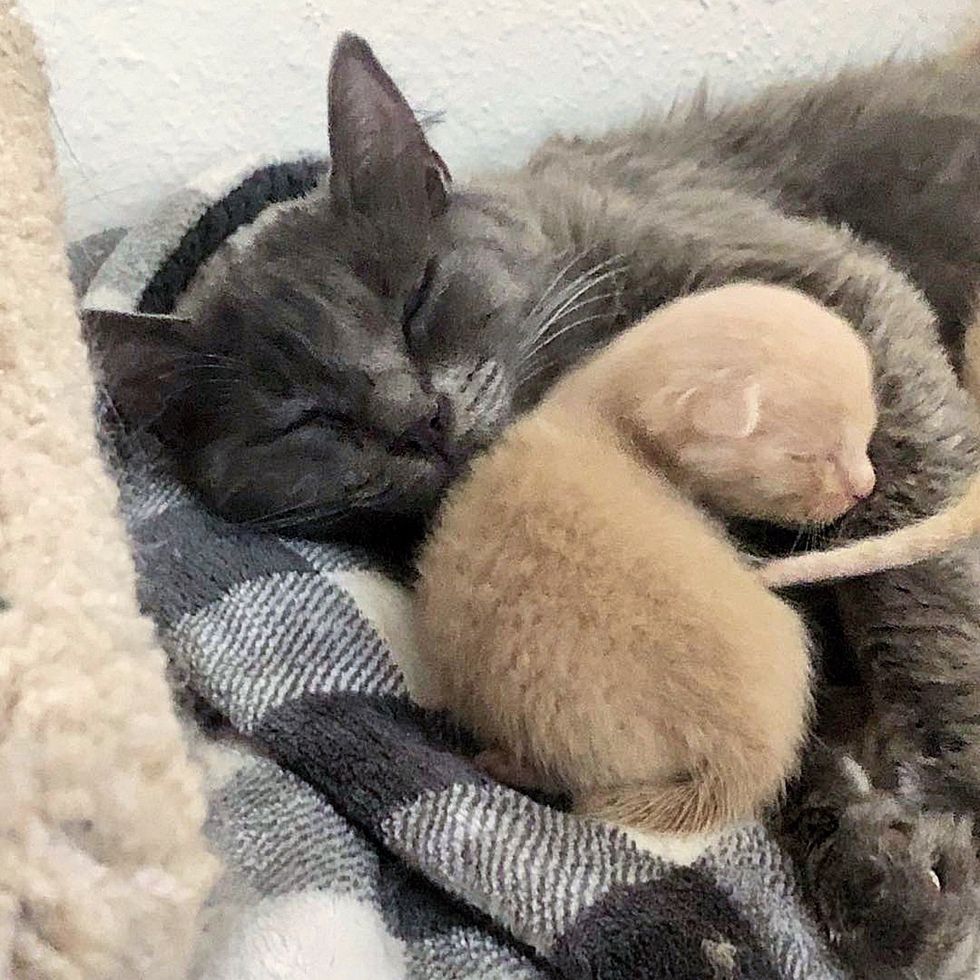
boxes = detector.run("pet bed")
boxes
[0,6,215,977]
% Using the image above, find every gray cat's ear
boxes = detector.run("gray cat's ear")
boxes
[327,32,451,220]
[685,379,761,439]
[81,309,200,428]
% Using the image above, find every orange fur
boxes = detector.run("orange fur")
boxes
[416,283,878,834]
[756,298,980,590]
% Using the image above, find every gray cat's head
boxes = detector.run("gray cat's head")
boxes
[93,34,622,545]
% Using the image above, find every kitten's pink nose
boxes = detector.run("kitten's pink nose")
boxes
[848,459,876,500]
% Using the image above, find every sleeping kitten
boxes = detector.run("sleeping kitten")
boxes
[91,32,980,975]
[417,283,874,836]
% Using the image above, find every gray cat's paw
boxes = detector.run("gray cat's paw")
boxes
[804,795,980,979]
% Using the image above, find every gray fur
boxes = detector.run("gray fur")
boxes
[777,746,980,979]
[92,35,980,975]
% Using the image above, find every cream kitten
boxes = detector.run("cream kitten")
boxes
[415,282,877,834]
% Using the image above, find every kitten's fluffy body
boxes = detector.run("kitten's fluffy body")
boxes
[417,284,876,833]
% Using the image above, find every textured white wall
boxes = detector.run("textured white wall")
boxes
[18,0,977,238]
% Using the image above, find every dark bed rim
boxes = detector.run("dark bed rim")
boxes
[137,157,329,315]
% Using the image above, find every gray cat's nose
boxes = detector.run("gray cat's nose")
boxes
[403,394,454,454]
[431,394,453,437]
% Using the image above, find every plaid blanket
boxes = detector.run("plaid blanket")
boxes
[75,156,846,979]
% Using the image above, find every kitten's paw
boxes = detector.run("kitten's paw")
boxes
[803,796,980,978]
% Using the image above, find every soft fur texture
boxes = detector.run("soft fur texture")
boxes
[566,283,878,527]
[0,6,216,977]
[417,283,877,835]
[91,35,980,823]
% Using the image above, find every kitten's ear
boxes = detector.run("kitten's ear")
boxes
[686,380,761,439]
[327,33,451,220]
[81,309,200,429]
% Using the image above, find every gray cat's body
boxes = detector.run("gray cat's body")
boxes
[95,37,980,978]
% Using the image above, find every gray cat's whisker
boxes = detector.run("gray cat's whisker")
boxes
[550,288,620,323]
[539,260,623,326]
[520,257,624,353]
[181,363,245,376]
[519,251,599,344]
[521,292,620,362]
[788,525,808,556]
[155,361,248,388]
[181,352,241,364]
[528,286,620,348]
[245,487,387,532]
[522,248,594,325]
[521,271,597,350]
[544,264,624,324]
[523,269,623,353]
[520,313,611,377]
[240,494,339,528]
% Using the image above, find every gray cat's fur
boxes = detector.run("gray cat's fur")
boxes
[93,34,980,977]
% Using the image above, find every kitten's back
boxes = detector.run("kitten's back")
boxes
[416,410,811,832]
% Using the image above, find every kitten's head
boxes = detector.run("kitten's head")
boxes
[649,303,878,527]
[92,34,621,543]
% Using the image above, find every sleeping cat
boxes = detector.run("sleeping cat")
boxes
[417,282,875,836]
[91,31,980,977]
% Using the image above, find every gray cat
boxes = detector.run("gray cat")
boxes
[94,34,980,977]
